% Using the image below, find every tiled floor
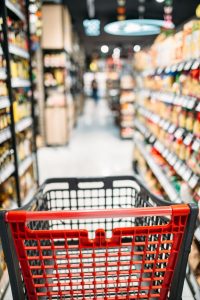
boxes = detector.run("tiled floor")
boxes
[3,99,194,299]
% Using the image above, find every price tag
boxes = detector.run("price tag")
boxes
[157,67,163,74]
[174,96,180,105]
[184,60,193,71]
[163,121,170,130]
[192,59,200,70]
[163,148,169,158]
[174,128,184,139]
[177,62,185,72]
[196,102,200,112]
[183,134,193,146]
[169,94,175,104]
[170,155,177,166]
[183,168,192,181]
[168,124,176,134]
[179,164,187,177]
[188,174,199,189]
[165,66,171,73]
[167,152,174,163]
[187,98,196,110]
[177,96,183,106]
[182,98,189,108]
[159,119,165,127]
[192,139,200,152]
[174,160,182,172]
[171,64,177,72]
[149,136,156,143]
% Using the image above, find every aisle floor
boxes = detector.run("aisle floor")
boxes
[4,99,194,299]
[38,99,133,182]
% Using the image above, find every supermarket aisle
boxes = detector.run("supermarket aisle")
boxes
[38,98,133,182]
[4,98,194,300]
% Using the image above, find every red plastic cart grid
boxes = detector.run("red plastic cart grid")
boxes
[0,176,198,300]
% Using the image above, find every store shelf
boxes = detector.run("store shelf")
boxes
[142,89,197,110]
[0,127,11,144]
[121,110,134,115]
[121,134,133,140]
[121,122,134,127]
[18,155,33,176]
[0,97,10,110]
[135,119,200,191]
[134,134,181,203]
[0,268,9,300]
[142,57,200,76]
[9,44,29,59]
[0,163,14,184]
[0,68,7,80]
[138,105,200,141]
[5,0,25,22]
[11,78,31,88]
[44,65,65,69]
[15,117,32,133]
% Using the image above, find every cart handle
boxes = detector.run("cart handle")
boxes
[5,205,189,222]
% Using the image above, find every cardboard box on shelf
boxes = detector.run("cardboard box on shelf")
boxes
[45,106,69,145]
[42,4,72,52]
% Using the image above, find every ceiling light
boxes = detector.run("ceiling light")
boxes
[196,4,200,17]
[112,47,121,59]
[83,19,100,36]
[156,0,165,3]
[104,19,174,36]
[133,45,141,52]
[101,45,109,53]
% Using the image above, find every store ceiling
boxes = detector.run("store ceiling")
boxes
[64,0,199,57]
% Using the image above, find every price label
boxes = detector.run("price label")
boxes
[183,98,189,108]
[184,60,193,71]
[177,97,183,106]
[163,149,169,158]
[183,134,193,146]
[174,96,180,105]
[159,119,165,127]
[188,174,199,189]
[174,128,184,139]
[171,64,177,72]
[179,164,187,177]
[178,62,185,72]
[187,98,196,110]
[157,67,163,74]
[196,102,200,112]
[163,121,170,130]
[174,160,182,171]
[167,152,174,163]
[149,136,156,144]
[192,59,200,70]
[170,155,177,166]
[165,66,171,73]
[192,139,200,152]
[183,169,192,181]
[168,124,176,134]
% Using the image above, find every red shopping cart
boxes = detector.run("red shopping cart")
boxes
[0,176,198,300]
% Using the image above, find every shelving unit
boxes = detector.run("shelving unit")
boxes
[119,75,135,139]
[134,20,200,298]
[0,0,39,294]
[43,49,74,145]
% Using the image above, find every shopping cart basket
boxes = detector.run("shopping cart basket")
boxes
[0,176,198,300]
